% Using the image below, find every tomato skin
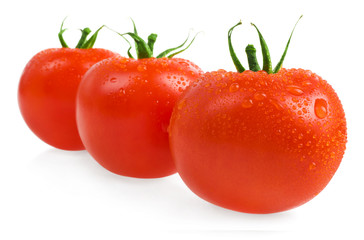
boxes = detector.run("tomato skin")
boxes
[169,68,347,213]
[76,56,203,178]
[18,48,118,150]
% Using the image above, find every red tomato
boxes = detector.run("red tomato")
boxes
[18,48,117,150]
[18,22,118,150]
[77,56,202,177]
[169,69,347,213]
[169,19,347,213]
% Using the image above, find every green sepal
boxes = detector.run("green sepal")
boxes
[80,25,105,49]
[167,32,200,58]
[245,44,261,71]
[75,28,91,48]
[118,20,198,59]
[251,23,272,74]
[273,15,303,73]
[131,19,139,56]
[156,33,190,58]
[121,34,135,59]
[228,21,245,73]
[58,17,69,48]
[122,32,153,58]
[147,33,158,52]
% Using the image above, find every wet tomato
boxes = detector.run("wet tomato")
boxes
[169,18,347,213]
[18,22,118,150]
[76,23,202,178]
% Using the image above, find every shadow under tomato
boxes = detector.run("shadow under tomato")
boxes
[28,148,298,229]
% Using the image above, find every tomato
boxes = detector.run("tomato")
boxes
[169,18,347,213]
[18,22,118,150]
[76,23,203,178]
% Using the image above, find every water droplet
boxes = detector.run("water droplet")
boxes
[137,64,147,72]
[119,88,125,95]
[270,99,283,110]
[292,97,299,103]
[229,82,240,92]
[241,98,253,108]
[302,81,312,87]
[254,92,267,101]
[314,98,328,119]
[286,85,304,96]
[309,162,316,170]
[110,77,117,83]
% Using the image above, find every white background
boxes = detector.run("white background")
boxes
[1,0,363,239]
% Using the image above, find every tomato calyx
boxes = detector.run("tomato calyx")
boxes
[116,19,198,59]
[229,15,303,74]
[58,17,104,49]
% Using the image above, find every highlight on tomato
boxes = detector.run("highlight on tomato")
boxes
[76,20,203,178]
[18,19,118,150]
[169,16,347,213]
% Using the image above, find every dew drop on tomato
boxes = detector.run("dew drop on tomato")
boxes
[253,92,267,101]
[241,98,253,108]
[309,162,317,170]
[270,99,283,110]
[137,64,147,72]
[229,82,240,92]
[286,85,304,96]
[314,98,328,119]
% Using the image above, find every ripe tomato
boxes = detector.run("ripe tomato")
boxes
[18,22,118,150]
[76,23,203,178]
[169,18,347,213]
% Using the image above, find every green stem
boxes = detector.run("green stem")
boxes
[273,15,303,73]
[245,44,261,71]
[251,23,272,74]
[75,28,91,48]
[58,17,68,48]
[228,21,245,73]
